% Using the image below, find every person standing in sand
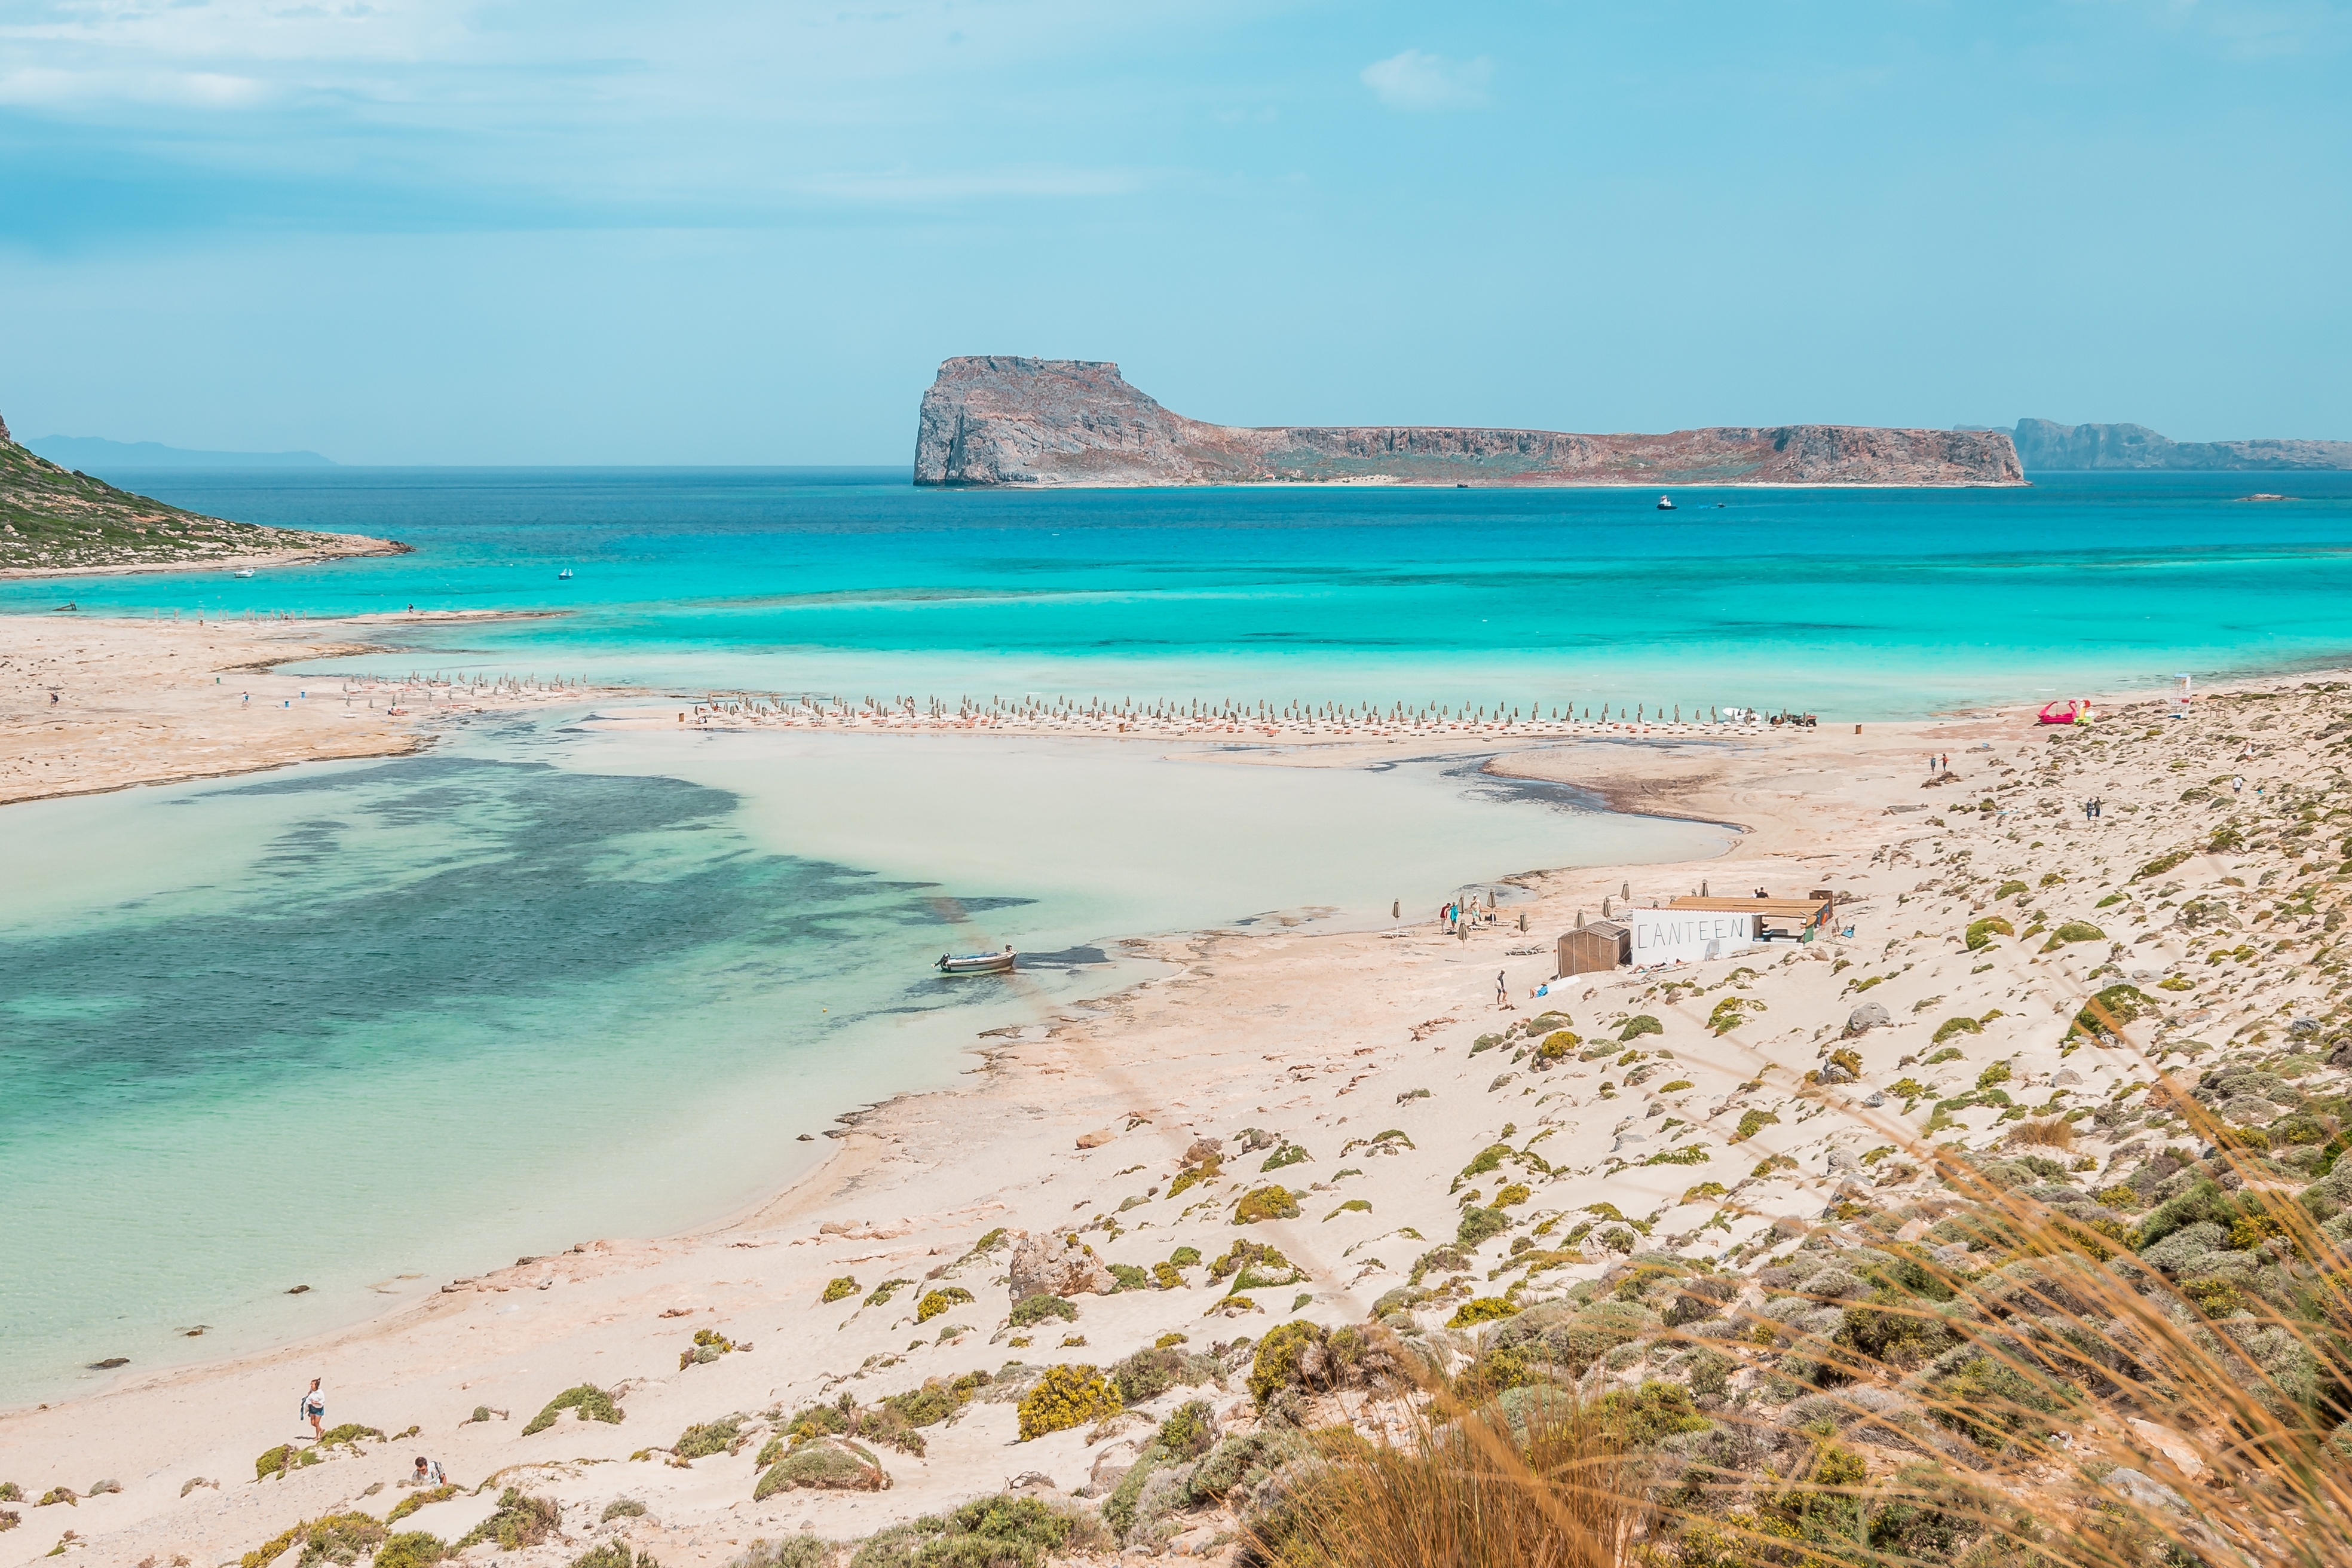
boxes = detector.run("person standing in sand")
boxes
[1495,970,1513,1009]
[301,1378,326,1439]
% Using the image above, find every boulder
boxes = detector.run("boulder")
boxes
[1006,1230,1116,1300]
[1845,1002,1891,1036]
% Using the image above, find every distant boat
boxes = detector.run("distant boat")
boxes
[1656,495,1676,511]
[936,946,1015,976]
[558,568,574,581]
[232,568,255,578]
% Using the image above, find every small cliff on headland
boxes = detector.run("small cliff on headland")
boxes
[0,411,405,575]
[2011,417,2352,472]
[913,357,2025,487]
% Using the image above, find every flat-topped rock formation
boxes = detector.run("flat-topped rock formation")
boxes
[914,357,2025,487]
[2011,416,2352,471]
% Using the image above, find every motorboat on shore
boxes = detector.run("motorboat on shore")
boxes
[1655,495,1676,511]
[937,945,1016,976]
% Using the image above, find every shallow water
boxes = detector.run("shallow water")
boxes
[0,709,1722,1404]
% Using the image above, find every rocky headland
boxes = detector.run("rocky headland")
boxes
[0,412,403,575]
[914,357,2026,488]
[2011,416,2352,472]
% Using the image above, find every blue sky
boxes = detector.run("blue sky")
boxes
[2,1,2346,463]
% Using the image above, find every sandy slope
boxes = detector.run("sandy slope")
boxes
[2,646,2346,1567]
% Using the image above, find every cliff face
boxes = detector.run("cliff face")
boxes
[2014,418,2352,472]
[913,357,2025,487]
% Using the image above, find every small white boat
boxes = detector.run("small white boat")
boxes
[233,568,255,578]
[936,946,1015,976]
[1655,495,1676,511]
[558,568,574,581]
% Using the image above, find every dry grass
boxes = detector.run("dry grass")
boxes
[2002,1114,2076,1150]
[1263,1391,1651,1568]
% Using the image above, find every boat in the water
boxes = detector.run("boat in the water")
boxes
[232,568,255,578]
[558,568,574,580]
[1655,495,1676,511]
[936,946,1016,976]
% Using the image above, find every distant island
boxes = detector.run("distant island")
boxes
[22,433,339,470]
[0,412,400,577]
[2007,418,2352,472]
[915,357,2025,488]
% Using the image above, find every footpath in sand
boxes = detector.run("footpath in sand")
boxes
[6,648,2352,1567]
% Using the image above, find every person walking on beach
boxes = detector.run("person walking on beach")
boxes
[301,1378,326,1439]
[2233,775,2245,795]
[1495,970,1511,1009]
[412,1456,446,1487]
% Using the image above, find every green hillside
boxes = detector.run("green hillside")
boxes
[0,414,363,572]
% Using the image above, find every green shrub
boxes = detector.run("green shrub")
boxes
[599,1499,648,1523]
[863,1279,912,1308]
[522,1385,623,1436]
[1639,1146,1710,1168]
[2132,849,2191,882]
[856,1495,1100,1567]
[1446,1297,1520,1328]
[1154,1398,1217,1460]
[679,1327,736,1369]
[1247,1321,1328,1406]
[1931,1016,1983,1045]
[1260,1142,1311,1172]
[454,1489,561,1552]
[819,1276,859,1304]
[569,1544,659,1568]
[881,1370,993,1428]
[1456,1206,1509,1249]
[1975,1061,2011,1090]
[1925,1358,2081,1453]
[2046,920,2105,948]
[754,1441,885,1498]
[1456,1143,1512,1184]
[1015,1366,1120,1440]
[1994,880,2029,899]
[1964,916,2013,951]
[1150,1260,1185,1289]
[385,1486,458,1524]
[2068,982,2153,1040]
[1108,1346,1212,1405]
[315,1423,384,1447]
[1009,1293,1078,1328]
[1706,997,1757,1034]
[1233,1186,1300,1224]
[1324,1199,1372,1220]
[1169,1245,1202,1267]
[253,1444,321,1481]
[374,1532,447,1568]
[1618,1015,1664,1042]
[670,1417,742,1462]
[1731,1110,1780,1144]
[1594,1380,1711,1448]
[915,1287,975,1324]
[237,1512,388,1568]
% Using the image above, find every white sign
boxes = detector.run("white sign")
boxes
[1629,910,1756,967]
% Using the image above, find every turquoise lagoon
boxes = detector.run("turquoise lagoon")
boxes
[6,468,2352,1404]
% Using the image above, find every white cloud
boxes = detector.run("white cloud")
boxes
[1359,47,1492,111]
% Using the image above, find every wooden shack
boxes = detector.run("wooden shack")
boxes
[1558,918,1630,975]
